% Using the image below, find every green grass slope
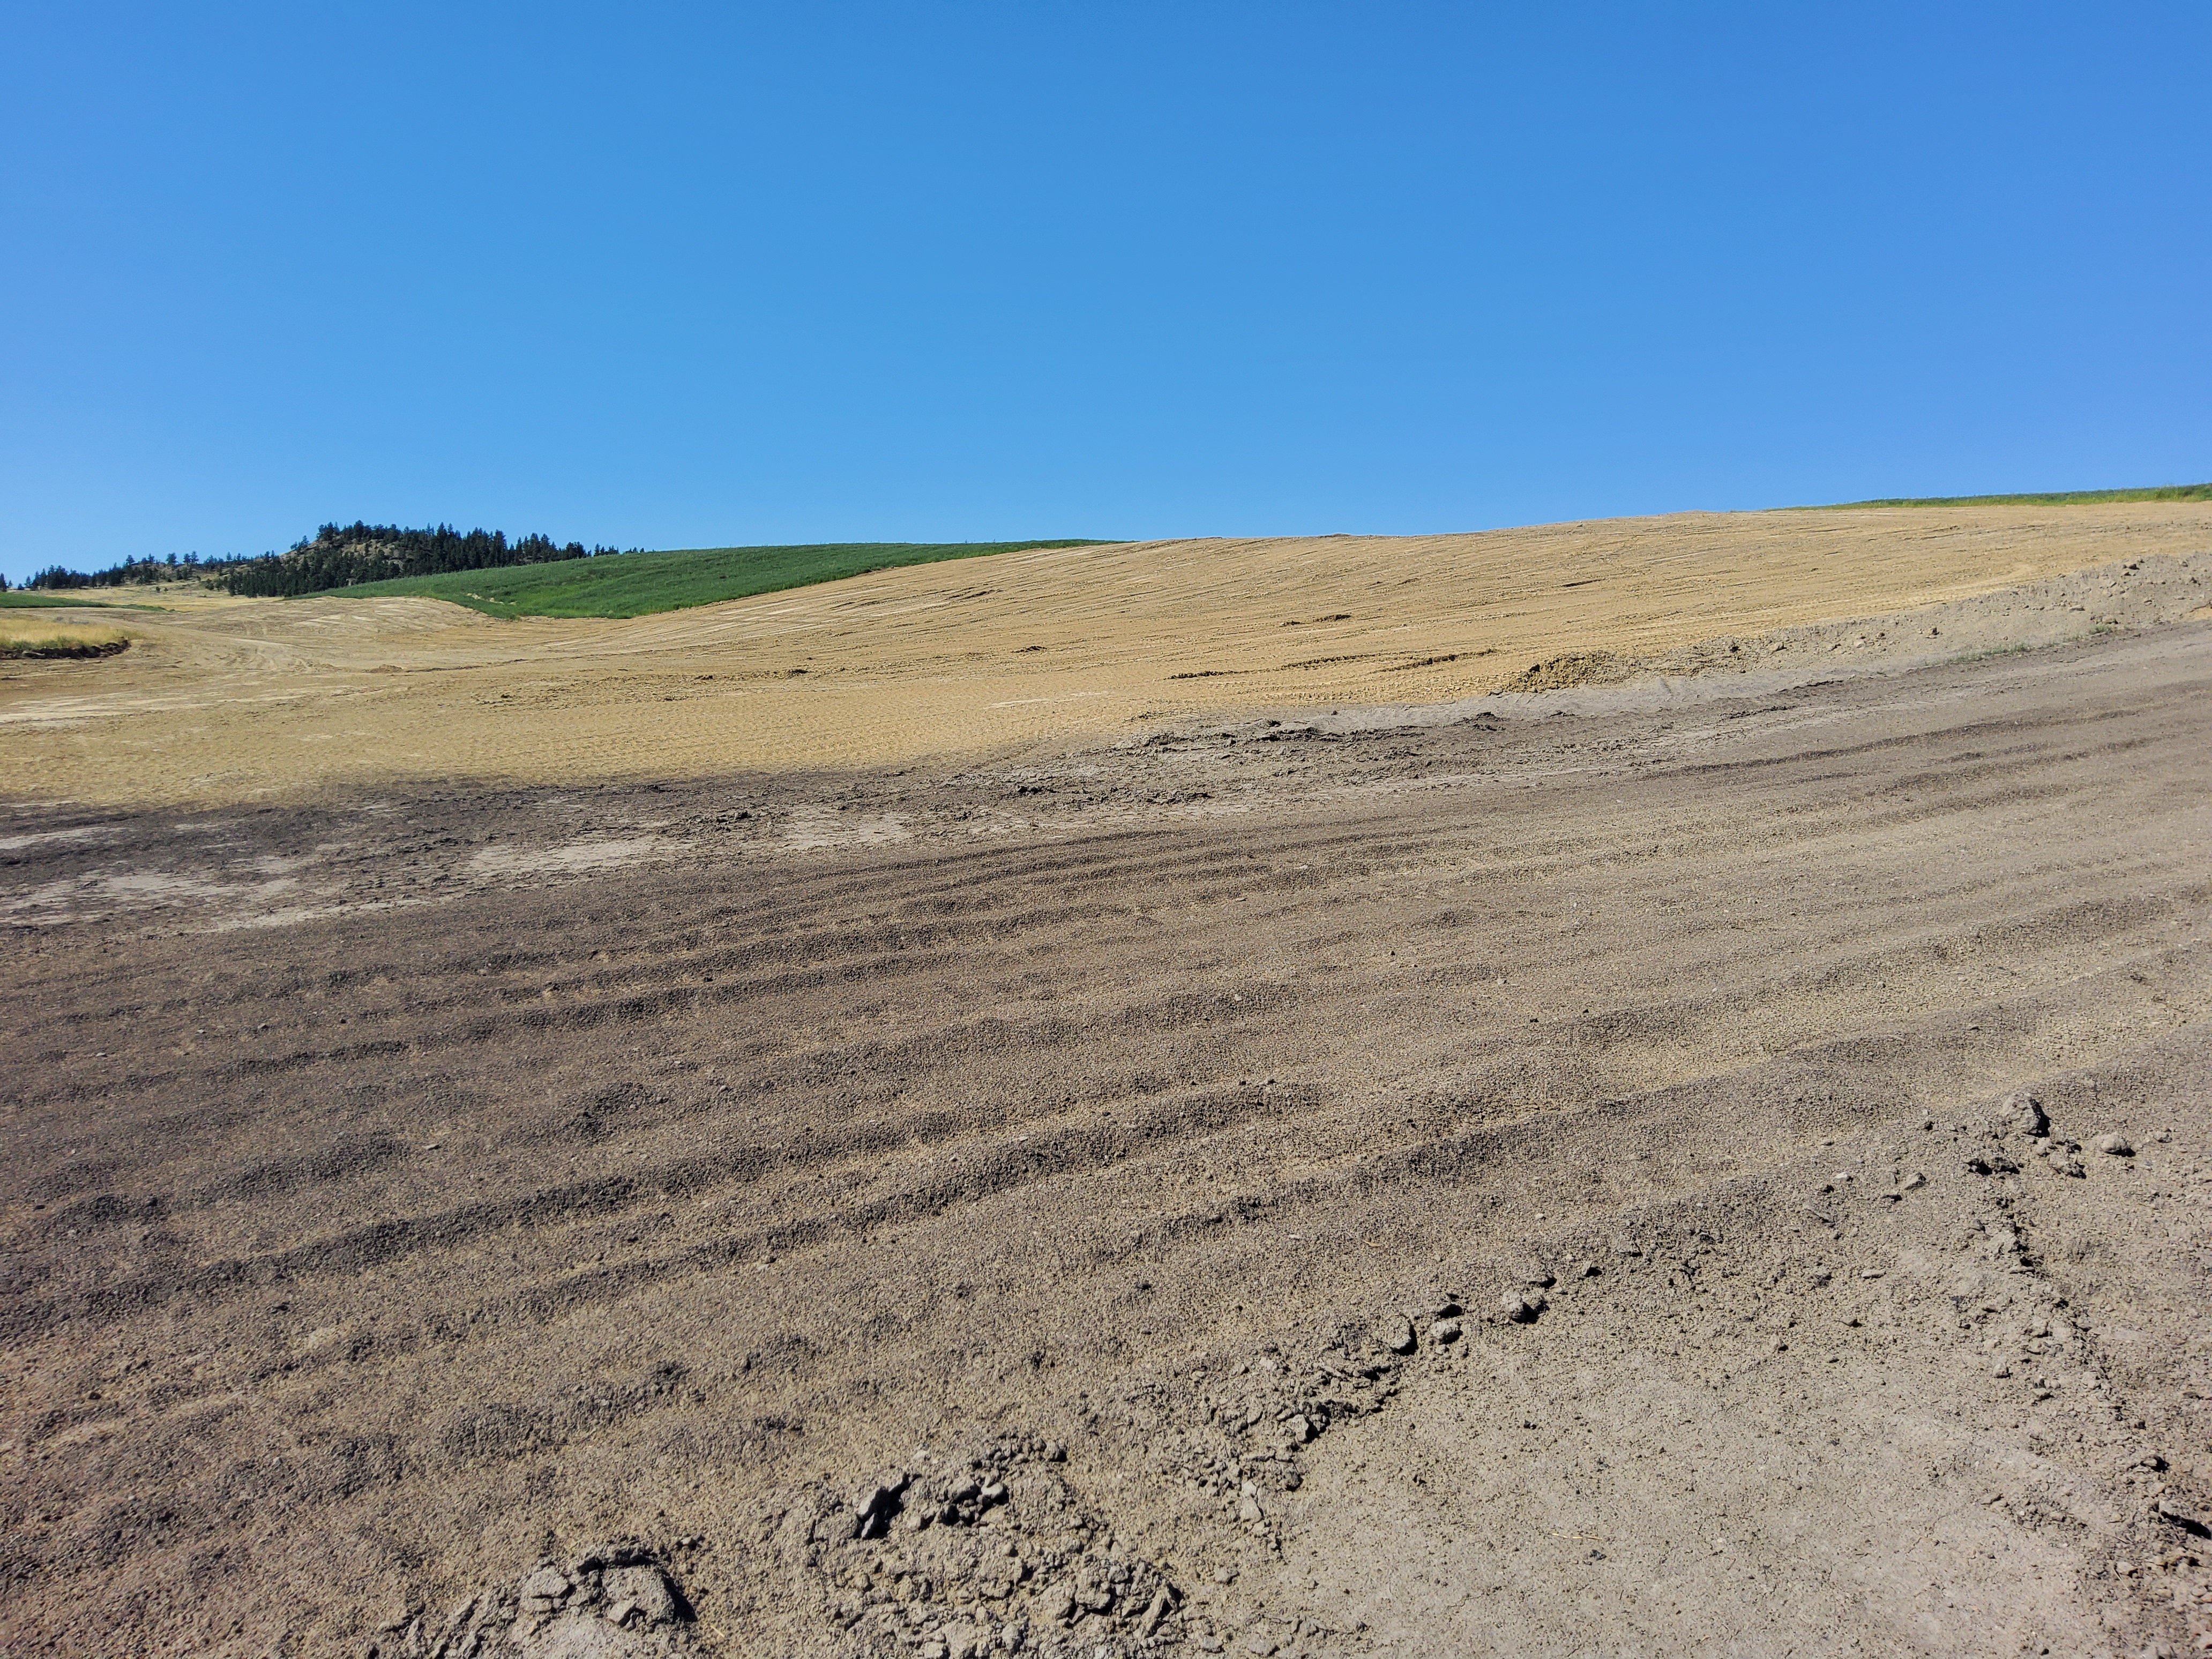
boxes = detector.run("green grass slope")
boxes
[309,540,1117,619]
[1825,483,2211,509]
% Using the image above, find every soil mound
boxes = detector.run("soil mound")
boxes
[1503,649,1622,692]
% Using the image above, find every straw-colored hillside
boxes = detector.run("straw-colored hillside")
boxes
[3,503,2207,806]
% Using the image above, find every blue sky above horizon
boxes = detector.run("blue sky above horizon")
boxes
[4,2,2207,582]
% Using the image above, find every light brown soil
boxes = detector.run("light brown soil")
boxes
[7,579,2212,1657]
[4,502,2209,809]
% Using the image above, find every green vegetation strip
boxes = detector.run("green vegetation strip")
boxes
[1823,483,2211,509]
[308,540,1118,619]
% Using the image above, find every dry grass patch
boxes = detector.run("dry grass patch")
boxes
[0,618,132,658]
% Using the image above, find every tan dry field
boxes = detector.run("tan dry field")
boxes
[4,503,2211,808]
[5,505,2212,1659]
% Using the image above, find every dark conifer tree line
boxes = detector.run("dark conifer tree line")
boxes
[25,523,634,596]
[218,522,632,596]
[26,552,223,589]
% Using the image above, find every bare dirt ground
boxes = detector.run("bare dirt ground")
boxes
[5,514,2212,1659]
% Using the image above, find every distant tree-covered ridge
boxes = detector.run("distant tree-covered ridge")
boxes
[218,522,637,597]
[27,552,229,590]
[23,522,632,594]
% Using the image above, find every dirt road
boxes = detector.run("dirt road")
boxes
[6,616,2210,1657]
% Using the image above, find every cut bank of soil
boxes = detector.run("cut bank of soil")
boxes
[4,623,2211,1658]
[0,639,128,660]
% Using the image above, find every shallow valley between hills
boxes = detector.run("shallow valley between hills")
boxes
[5,511,2212,1658]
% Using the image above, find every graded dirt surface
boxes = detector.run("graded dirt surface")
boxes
[7,584,2212,1657]
[5,501,2211,809]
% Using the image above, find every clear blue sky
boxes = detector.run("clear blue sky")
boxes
[4,3,2207,581]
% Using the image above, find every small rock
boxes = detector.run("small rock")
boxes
[1859,1269,1884,1280]
[520,1567,572,1608]
[606,1600,637,1627]
[1992,1362,2012,1378]
[1381,1315,1416,1355]
[2005,1093,2048,1137]
[1239,1488,1266,1524]
[2095,1134,2134,1157]
[1576,1260,1601,1279]
[1139,1589,1174,1635]
[1501,1291,1545,1324]
[1213,1566,1238,1585]
[1286,1414,1315,1443]
[855,1470,913,1538]
[1900,1172,1927,1193]
[601,1565,679,1627]
[1429,1318,1461,1344]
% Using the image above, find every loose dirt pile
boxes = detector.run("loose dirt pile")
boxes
[5,609,2212,1656]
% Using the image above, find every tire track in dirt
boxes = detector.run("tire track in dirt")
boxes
[3,627,2210,1655]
